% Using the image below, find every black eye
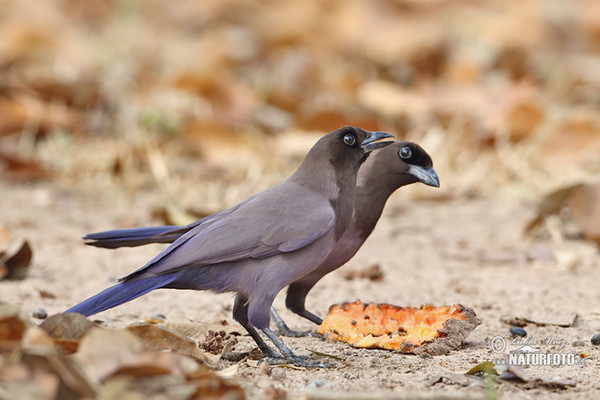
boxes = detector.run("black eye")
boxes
[343,134,356,146]
[399,146,412,159]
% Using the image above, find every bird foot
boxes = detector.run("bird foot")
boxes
[259,355,334,368]
[276,327,322,338]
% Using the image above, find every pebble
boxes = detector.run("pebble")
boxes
[257,376,270,388]
[306,379,326,389]
[510,327,527,337]
[260,361,270,375]
[591,333,600,346]
[32,308,47,319]
[271,368,286,380]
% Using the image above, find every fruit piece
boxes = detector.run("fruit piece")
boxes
[318,300,480,355]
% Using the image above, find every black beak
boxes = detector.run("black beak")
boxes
[361,131,395,152]
[408,165,440,188]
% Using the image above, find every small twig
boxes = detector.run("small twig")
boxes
[305,348,345,361]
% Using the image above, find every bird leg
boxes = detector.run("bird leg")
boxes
[286,281,324,326]
[233,294,331,368]
[270,307,322,337]
[233,295,280,358]
[295,309,323,325]
[261,327,332,368]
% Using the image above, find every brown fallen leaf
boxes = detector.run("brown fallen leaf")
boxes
[0,91,82,139]
[262,386,287,400]
[39,312,96,353]
[526,182,600,247]
[23,325,55,348]
[0,152,51,182]
[186,367,246,400]
[0,227,10,251]
[542,112,600,165]
[340,264,384,282]
[40,312,96,341]
[74,327,145,382]
[36,287,56,299]
[502,93,544,141]
[524,183,581,234]
[568,183,600,246]
[0,302,29,346]
[499,363,529,382]
[165,321,243,342]
[20,347,97,398]
[0,240,33,280]
[127,323,210,363]
[0,304,96,398]
[76,327,199,383]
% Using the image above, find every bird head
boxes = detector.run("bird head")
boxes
[322,126,395,171]
[362,141,440,188]
[290,126,395,193]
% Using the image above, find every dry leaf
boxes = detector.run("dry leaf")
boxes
[466,361,498,376]
[0,302,29,345]
[165,321,243,342]
[23,325,55,348]
[127,323,210,363]
[186,367,246,400]
[542,112,600,165]
[20,347,97,398]
[499,361,529,382]
[36,287,57,299]
[525,184,582,234]
[340,264,384,282]
[0,240,33,280]
[526,183,600,247]
[40,312,96,341]
[76,327,199,382]
[568,183,600,246]
[74,327,145,382]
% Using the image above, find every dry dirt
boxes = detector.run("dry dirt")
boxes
[2,164,599,399]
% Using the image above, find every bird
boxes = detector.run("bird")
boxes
[66,126,394,367]
[83,140,439,336]
[273,140,439,334]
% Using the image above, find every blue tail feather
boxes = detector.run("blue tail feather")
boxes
[83,226,182,248]
[65,274,178,317]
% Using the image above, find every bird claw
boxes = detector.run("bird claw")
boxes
[259,356,334,369]
[276,328,322,338]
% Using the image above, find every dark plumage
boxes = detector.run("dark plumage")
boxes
[67,126,394,367]
[82,140,439,336]
[277,141,439,331]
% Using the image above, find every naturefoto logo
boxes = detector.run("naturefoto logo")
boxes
[490,336,585,367]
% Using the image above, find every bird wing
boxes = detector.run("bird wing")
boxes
[121,184,335,281]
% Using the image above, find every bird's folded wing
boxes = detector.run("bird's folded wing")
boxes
[121,186,335,281]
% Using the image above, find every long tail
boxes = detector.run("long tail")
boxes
[83,226,183,249]
[65,274,178,316]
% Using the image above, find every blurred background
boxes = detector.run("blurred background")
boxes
[1,0,600,225]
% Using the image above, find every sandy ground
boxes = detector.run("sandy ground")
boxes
[2,174,600,399]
